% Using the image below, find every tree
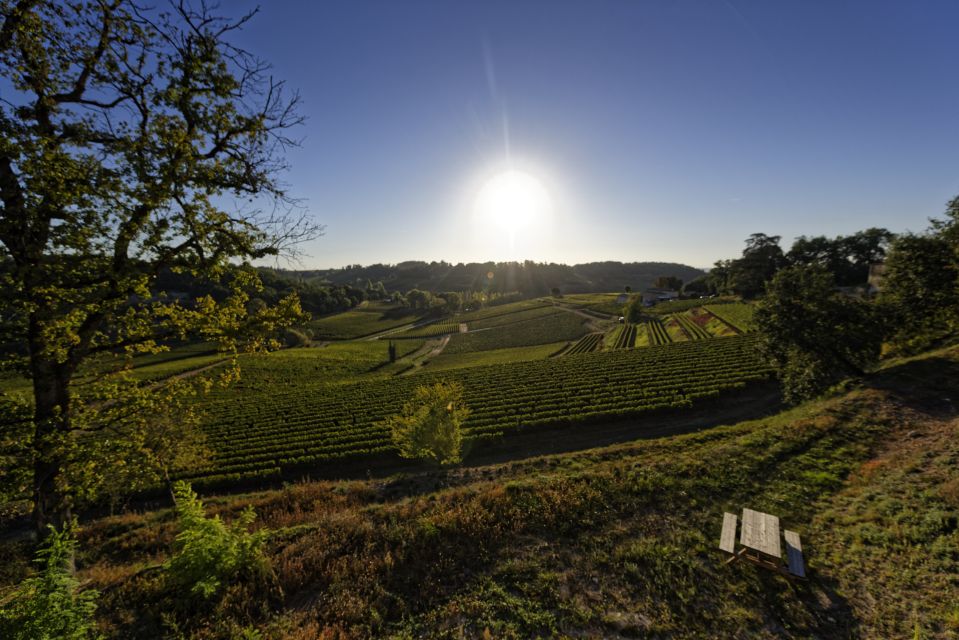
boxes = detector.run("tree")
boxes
[550,287,561,297]
[787,229,894,286]
[0,2,318,531]
[653,275,683,290]
[880,209,959,351]
[383,382,469,466]
[755,265,882,403]
[682,276,710,296]
[405,288,432,310]
[728,233,786,297]
[439,291,462,312]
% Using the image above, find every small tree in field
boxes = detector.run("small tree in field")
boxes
[384,382,469,466]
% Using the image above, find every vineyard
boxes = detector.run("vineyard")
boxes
[309,306,423,340]
[566,333,603,355]
[646,318,672,345]
[422,342,566,372]
[444,311,588,354]
[672,313,711,340]
[467,305,563,330]
[456,299,552,324]
[388,320,460,339]
[611,323,637,349]
[185,335,771,486]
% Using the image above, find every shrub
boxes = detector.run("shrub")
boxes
[165,482,269,599]
[383,382,470,465]
[0,525,100,640]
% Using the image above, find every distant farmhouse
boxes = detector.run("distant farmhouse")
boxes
[642,288,680,307]
[868,263,886,294]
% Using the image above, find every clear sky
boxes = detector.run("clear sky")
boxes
[231,1,959,270]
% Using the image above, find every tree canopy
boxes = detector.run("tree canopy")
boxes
[0,1,318,530]
[755,264,882,403]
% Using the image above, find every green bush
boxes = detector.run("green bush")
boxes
[383,382,470,465]
[0,525,100,640]
[165,482,269,599]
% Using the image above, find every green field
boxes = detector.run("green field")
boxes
[308,305,424,340]
[422,342,567,372]
[456,299,552,323]
[0,342,226,395]
[467,304,564,330]
[558,292,628,316]
[444,311,588,354]
[389,319,460,339]
[705,302,756,333]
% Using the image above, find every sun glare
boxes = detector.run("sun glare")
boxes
[474,170,552,237]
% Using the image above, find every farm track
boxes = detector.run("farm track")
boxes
[398,335,451,376]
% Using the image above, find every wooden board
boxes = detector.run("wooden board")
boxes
[740,508,781,558]
[784,529,806,578]
[719,512,737,553]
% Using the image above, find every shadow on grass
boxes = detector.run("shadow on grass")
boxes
[865,354,959,418]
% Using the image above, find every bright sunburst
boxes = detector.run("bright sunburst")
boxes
[474,170,552,239]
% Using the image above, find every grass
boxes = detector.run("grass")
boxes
[420,342,566,372]
[467,305,564,330]
[444,312,588,354]
[308,306,425,340]
[40,345,957,638]
[0,342,226,396]
[706,302,756,333]
[558,293,627,316]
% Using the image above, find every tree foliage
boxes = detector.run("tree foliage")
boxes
[0,1,318,530]
[0,524,100,640]
[880,198,959,351]
[384,382,470,466]
[755,265,882,403]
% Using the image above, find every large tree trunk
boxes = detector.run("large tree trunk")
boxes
[29,329,75,535]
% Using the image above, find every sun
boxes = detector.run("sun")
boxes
[474,170,552,237]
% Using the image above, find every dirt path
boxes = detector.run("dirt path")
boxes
[397,334,451,376]
[551,304,613,333]
[362,317,440,341]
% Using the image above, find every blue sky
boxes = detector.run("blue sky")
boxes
[232,1,959,269]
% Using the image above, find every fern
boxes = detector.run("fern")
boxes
[0,525,100,640]
[165,481,269,599]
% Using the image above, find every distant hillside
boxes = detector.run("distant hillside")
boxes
[272,261,705,296]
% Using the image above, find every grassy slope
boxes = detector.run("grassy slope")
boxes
[420,342,567,372]
[308,307,424,340]
[49,346,956,639]
[445,312,588,355]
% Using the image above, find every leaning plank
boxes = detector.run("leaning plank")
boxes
[784,530,806,578]
[719,512,737,554]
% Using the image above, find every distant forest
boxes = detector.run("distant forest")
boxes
[272,261,704,298]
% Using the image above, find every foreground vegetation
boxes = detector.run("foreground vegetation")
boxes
[1,345,950,638]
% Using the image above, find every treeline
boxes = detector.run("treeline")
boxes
[685,228,894,297]
[279,260,705,297]
[747,198,959,402]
